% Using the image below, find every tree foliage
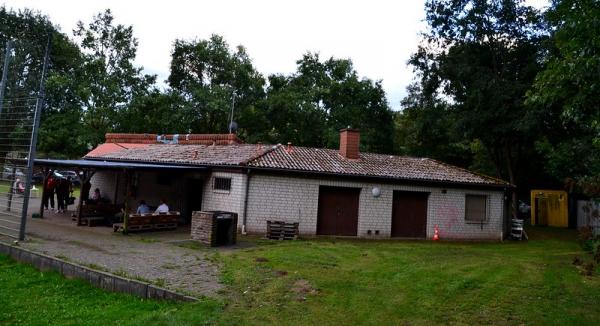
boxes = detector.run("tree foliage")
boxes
[74,9,155,147]
[168,35,265,136]
[0,7,88,158]
[4,2,600,201]
[527,0,600,186]
[262,53,394,153]
[401,0,546,192]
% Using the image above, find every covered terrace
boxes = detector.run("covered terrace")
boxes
[33,158,206,232]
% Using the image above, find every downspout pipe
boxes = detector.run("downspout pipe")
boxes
[241,168,251,235]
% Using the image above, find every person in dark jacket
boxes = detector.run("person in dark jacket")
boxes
[56,177,71,213]
[81,179,91,204]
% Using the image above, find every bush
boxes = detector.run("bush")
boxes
[578,226,596,252]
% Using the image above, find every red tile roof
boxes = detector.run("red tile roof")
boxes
[86,144,270,167]
[86,143,150,157]
[85,142,509,187]
[247,145,509,186]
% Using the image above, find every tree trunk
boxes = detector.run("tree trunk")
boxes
[505,143,518,219]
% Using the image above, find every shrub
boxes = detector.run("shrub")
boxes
[578,226,596,252]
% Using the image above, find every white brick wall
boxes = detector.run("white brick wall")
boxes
[245,174,505,240]
[201,171,247,219]
[89,171,119,203]
[91,170,506,240]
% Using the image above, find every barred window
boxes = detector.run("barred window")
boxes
[213,177,232,191]
[465,194,487,222]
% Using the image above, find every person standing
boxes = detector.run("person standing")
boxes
[56,177,68,213]
[63,177,73,211]
[81,179,91,204]
[43,175,55,210]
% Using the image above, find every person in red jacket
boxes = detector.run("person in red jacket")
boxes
[43,174,56,210]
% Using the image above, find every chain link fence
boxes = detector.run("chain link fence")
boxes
[0,39,49,240]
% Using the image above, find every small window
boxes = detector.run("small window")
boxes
[213,177,231,191]
[465,194,487,222]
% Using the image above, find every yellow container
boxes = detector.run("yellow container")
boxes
[530,190,568,227]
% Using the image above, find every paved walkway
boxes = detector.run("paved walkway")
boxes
[2,197,223,297]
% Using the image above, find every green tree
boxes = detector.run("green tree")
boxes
[168,35,266,136]
[263,53,395,153]
[407,0,546,212]
[0,7,88,158]
[74,9,155,147]
[259,73,328,146]
[527,0,600,187]
[115,89,187,134]
[396,83,472,167]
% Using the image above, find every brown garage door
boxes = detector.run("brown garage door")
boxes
[391,191,428,238]
[317,186,360,236]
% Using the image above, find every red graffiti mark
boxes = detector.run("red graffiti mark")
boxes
[436,205,461,234]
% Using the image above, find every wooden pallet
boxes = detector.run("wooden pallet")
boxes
[78,216,106,227]
[267,221,299,240]
[113,223,153,232]
[113,223,177,232]
[154,222,177,230]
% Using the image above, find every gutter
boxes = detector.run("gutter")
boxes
[241,168,251,235]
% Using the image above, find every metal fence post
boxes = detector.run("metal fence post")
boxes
[18,36,51,241]
[0,40,14,115]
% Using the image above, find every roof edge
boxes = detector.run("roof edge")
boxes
[246,166,513,190]
[424,158,513,187]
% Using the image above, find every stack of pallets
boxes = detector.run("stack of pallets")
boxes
[266,221,299,240]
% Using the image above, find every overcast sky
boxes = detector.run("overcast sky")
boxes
[4,0,549,110]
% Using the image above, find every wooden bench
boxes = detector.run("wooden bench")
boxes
[78,203,122,218]
[113,212,180,232]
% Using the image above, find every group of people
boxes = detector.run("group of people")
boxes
[135,199,170,214]
[107,199,170,225]
[42,173,74,213]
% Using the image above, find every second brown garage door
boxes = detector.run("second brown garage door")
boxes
[317,186,360,236]
[391,191,429,238]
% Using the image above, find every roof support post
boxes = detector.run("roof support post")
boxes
[241,169,251,235]
[38,167,50,219]
[122,169,130,235]
[113,173,120,205]
[77,169,95,226]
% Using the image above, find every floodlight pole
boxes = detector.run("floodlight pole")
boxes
[0,40,14,116]
[228,90,235,134]
[19,36,51,241]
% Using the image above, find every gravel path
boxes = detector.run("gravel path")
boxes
[19,215,223,298]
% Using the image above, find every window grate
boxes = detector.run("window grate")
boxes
[213,177,231,191]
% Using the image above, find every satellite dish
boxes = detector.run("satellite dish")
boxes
[228,121,238,133]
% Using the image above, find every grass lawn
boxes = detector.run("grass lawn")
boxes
[0,181,80,198]
[2,227,600,325]
[0,255,221,325]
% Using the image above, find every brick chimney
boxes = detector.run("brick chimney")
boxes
[339,128,360,159]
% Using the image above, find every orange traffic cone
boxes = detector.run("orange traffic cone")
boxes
[433,225,440,241]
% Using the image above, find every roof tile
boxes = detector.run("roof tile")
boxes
[85,143,509,186]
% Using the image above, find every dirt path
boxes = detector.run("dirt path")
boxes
[19,216,222,298]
